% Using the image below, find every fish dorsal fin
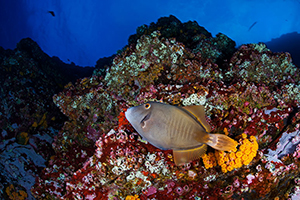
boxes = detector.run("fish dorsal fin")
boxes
[173,144,207,165]
[182,105,212,133]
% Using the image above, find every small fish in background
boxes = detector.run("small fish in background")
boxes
[125,101,237,165]
[47,11,55,17]
[248,21,257,31]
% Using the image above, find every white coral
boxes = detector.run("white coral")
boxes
[182,93,206,106]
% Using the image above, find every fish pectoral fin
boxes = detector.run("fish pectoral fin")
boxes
[205,133,238,152]
[173,144,207,165]
[182,105,211,132]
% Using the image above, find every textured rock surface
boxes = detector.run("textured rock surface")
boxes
[0,38,94,199]
[1,16,300,199]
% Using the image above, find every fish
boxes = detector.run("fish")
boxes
[248,21,257,31]
[47,11,55,17]
[125,101,237,165]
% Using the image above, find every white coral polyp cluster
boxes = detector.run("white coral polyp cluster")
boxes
[284,83,300,105]
[182,93,207,106]
[104,30,185,87]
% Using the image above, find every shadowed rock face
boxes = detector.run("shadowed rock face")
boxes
[0,37,94,199]
[265,32,300,68]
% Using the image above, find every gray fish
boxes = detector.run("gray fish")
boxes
[125,101,237,165]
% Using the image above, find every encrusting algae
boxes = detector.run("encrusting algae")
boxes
[202,132,259,173]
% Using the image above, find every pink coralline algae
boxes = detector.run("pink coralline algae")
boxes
[31,16,300,199]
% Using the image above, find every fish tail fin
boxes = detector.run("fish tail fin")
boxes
[173,144,207,165]
[205,134,238,152]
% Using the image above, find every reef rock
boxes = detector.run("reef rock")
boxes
[0,38,94,199]
[31,16,300,200]
[1,15,300,200]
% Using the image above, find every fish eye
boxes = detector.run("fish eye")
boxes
[144,103,151,109]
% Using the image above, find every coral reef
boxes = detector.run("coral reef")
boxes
[31,16,300,200]
[226,43,300,85]
[1,15,300,199]
[0,38,94,199]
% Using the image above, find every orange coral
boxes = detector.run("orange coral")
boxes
[5,184,28,200]
[16,132,29,145]
[125,194,140,200]
[202,133,258,173]
[202,152,217,169]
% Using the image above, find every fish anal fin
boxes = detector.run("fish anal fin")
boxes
[173,144,207,165]
[206,134,238,152]
[182,105,212,132]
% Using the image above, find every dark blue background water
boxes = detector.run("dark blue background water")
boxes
[1,0,299,67]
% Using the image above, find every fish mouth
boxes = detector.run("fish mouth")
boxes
[140,112,151,124]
